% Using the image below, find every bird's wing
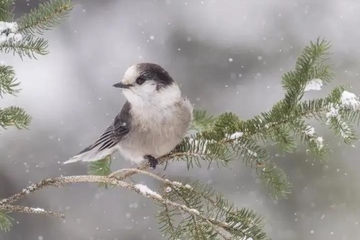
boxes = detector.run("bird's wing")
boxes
[64,101,132,164]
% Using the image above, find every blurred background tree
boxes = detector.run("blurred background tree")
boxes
[0,0,72,232]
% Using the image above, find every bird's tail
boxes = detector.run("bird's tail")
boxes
[63,145,117,164]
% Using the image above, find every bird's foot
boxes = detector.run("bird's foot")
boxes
[144,155,158,169]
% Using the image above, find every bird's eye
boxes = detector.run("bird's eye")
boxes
[136,77,146,85]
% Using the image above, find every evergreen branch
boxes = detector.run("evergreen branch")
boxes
[290,120,328,158]
[176,136,234,169]
[0,64,20,97]
[88,156,112,176]
[205,222,229,240]
[229,137,292,199]
[0,211,13,232]
[327,115,357,144]
[229,138,268,167]
[190,109,217,132]
[17,0,73,35]
[257,162,292,199]
[216,116,291,196]
[0,35,49,59]
[162,181,268,239]
[199,112,293,199]
[88,155,112,188]
[189,183,267,239]
[282,38,332,107]
[170,187,214,240]
[0,106,31,129]
[339,107,360,126]
[157,200,179,238]
[0,0,13,21]
[232,87,359,151]
[0,0,72,232]
[266,124,297,153]
[110,170,268,239]
[296,89,360,145]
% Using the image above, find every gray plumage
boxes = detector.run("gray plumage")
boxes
[64,63,193,167]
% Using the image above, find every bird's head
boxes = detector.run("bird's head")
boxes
[113,63,181,106]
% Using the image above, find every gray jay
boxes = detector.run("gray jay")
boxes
[64,63,193,169]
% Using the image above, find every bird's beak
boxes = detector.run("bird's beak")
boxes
[113,82,133,89]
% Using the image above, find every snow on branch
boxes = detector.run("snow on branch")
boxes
[305,78,323,91]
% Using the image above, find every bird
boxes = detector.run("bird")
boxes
[64,63,193,169]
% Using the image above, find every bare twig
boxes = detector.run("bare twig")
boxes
[0,204,64,218]
[0,178,63,205]
[111,168,169,183]
[112,151,201,181]
[0,151,178,205]
[0,175,125,205]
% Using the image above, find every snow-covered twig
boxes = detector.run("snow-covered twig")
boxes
[304,78,323,91]
[110,168,191,190]
[0,152,182,205]
[0,204,64,218]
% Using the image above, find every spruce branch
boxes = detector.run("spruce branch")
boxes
[282,38,332,108]
[0,106,31,129]
[0,211,13,232]
[180,112,293,199]
[111,169,268,239]
[88,155,112,188]
[158,200,178,238]
[0,64,20,97]
[17,0,73,35]
[0,0,73,232]
[88,155,112,176]
[0,35,49,59]
[0,0,13,22]
[157,179,268,239]
[190,109,218,131]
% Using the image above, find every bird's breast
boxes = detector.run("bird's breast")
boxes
[119,100,192,162]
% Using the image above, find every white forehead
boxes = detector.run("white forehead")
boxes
[123,65,138,83]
